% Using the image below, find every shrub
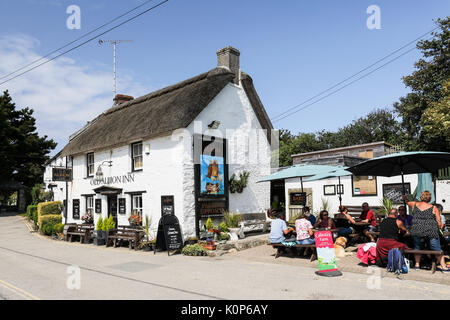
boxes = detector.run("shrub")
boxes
[103,215,116,231]
[219,222,228,233]
[96,216,103,231]
[54,223,65,234]
[37,201,63,228]
[218,232,230,241]
[40,215,62,235]
[26,204,38,221]
[205,217,214,230]
[40,215,62,227]
[224,211,242,228]
[182,244,208,256]
[41,224,54,236]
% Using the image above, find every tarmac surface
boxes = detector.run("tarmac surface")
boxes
[0,213,449,300]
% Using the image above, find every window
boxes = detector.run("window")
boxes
[132,142,143,171]
[87,153,95,177]
[352,175,377,196]
[86,196,94,214]
[131,194,143,215]
[358,149,374,159]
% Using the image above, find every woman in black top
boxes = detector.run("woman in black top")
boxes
[376,208,409,266]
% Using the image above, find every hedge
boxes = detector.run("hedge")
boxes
[40,215,62,235]
[37,201,63,229]
[26,205,38,226]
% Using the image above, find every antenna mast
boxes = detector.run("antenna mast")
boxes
[98,39,133,97]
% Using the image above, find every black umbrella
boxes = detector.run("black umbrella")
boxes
[347,151,450,206]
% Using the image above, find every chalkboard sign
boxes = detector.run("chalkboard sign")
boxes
[118,198,126,214]
[154,214,183,256]
[95,199,102,213]
[73,199,80,219]
[161,195,174,216]
[383,183,411,204]
[290,192,306,206]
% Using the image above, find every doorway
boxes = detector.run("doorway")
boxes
[107,194,118,227]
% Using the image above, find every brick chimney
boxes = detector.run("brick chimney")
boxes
[113,94,134,105]
[216,46,240,85]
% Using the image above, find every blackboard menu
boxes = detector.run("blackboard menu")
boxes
[161,195,174,216]
[383,183,411,204]
[95,199,102,213]
[119,198,126,214]
[73,199,80,219]
[290,192,306,206]
[154,214,183,255]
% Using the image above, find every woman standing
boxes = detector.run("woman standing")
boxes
[402,192,449,272]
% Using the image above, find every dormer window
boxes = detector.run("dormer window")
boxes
[132,142,143,171]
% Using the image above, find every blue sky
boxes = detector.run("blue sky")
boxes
[0,0,448,155]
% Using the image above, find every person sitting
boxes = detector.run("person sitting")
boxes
[336,206,356,237]
[314,210,336,230]
[435,204,450,247]
[359,202,377,242]
[302,206,316,226]
[375,208,410,266]
[269,211,295,245]
[295,212,315,245]
[402,192,449,272]
[397,205,413,228]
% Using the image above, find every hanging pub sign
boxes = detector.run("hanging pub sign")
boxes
[290,192,306,206]
[382,183,411,204]
[95,199,102,214]
[72,199,80,219]
[118,198,126,214]
[52,167,72,182]
[154,214,183,256]
[161,195,174,216]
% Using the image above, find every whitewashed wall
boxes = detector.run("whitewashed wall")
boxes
[43,156,67,204]
[436,180,450,213]
[285,173,418,219]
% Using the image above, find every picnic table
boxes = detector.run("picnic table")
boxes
[65,224,92,243]
[106,225,145,250]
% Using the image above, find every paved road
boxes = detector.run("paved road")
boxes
[1,214,449,300]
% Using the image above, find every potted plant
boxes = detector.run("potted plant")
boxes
[224,211,242,241]
[103,214,116,244]
[128,214,142,227]
[94,216,105,245]
[140,215,153,251]
[81,210,93,224]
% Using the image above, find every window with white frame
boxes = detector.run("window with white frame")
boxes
[131,194,143,215]
[132,142,143,171]
[86,196,94,214]
[87,153,95,177]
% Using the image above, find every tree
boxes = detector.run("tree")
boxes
[0,90,57,188]
[394,17,450,151]
[421,80,450,146]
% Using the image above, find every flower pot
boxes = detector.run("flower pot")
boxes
[228,227,240,241]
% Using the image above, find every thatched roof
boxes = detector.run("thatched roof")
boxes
[61,67,273,157]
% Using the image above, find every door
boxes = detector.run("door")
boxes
[107,195,118,227]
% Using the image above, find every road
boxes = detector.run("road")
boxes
[0,214,449,300]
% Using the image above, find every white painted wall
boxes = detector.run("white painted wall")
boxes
[46,81,272,240]
[285,173,418,219]
[436,180,450,213]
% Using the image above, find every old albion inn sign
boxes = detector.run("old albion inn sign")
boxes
[194,134,229,236]
[90,173,135,186]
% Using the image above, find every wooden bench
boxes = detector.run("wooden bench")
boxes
[106,226,144,250]
[404,249,443,274]
[65,224,90,243]
[268,243,317,261]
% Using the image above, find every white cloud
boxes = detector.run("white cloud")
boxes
[0,34,149,154]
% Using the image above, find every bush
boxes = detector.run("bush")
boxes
[182,244,208,256]
[219,222,228,233]
[26,204,38,221]
[37,201,63,228]
[54,223,64,234]
[218,233,230,241]
[41,223,55,236]
[104,215,116,231]
[96,216,103,231]
[205,217,214,230]
[40,215,62,236]
[224,212,242,228]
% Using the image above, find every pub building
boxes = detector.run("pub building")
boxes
[47,46,274,240]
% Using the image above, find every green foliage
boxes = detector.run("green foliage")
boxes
[229,171,250,193]
[320,197,330,212]
[54,223,64,234]
[104,215,116,231]
[40,202,63,215]
[40,215,62,235]
[205,217,214,230]
[182,244,208,256]
[393,17,450,152]
[31,184,43,205]
[26,204,37,221]
[96,216,103,231]
[219,222,228,233]
[224,212,242,228]
[376,197,394,217]
[218,233,230,241]
[0,90,57,189]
